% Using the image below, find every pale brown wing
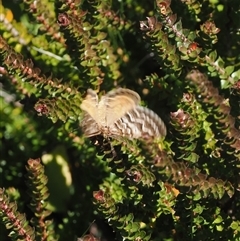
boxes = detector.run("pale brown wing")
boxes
[104,88,141,105]
[109,106,167,140]
[80,112,101,137]
[80,89,99,122]
[99,88,141,126]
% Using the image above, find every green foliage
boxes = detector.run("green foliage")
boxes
[1,0,240,241]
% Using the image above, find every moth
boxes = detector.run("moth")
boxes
[80,88,166,140]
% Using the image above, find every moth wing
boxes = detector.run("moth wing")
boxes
[110,106,166,140]
[99,88,141,126]
[80,89,99,122]
[80,112,101,137]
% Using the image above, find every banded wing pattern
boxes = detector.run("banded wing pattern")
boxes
[80,88,166,139]
[111,106,167,139]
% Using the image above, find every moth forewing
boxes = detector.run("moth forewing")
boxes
[105,88,141,105]
[80,89,99,122]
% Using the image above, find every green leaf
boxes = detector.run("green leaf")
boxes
[208,50,217,61]
[130,222,140,232]
[41,146,72,212]
[174,20,183,31]
[215,56,225,68]
[231,69,240,81]
[207,65,216,72]
[213,215,223,224]
[230,221,239,230]
[220,79,230,89]
[183,152,199,162]
[216,224,224,231]
[193,204,204,214]
[225,65,235,75]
